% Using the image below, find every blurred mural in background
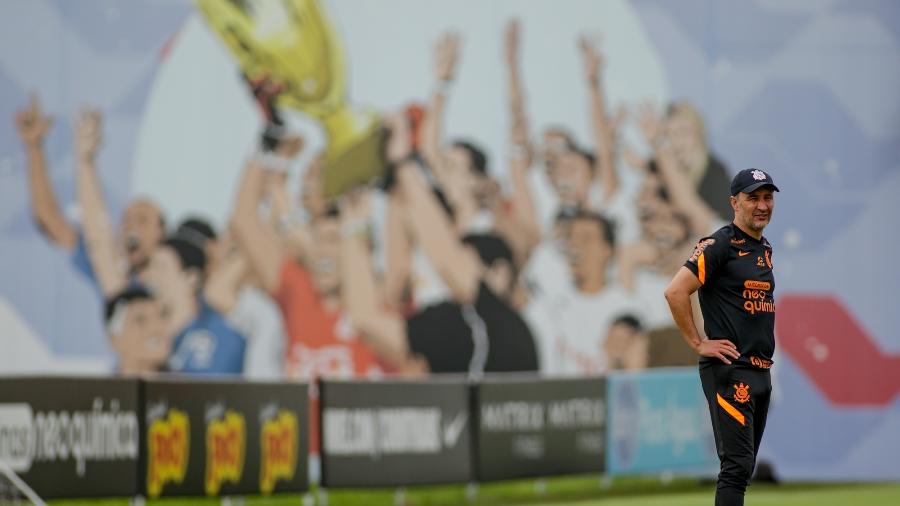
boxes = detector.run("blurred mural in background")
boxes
[0,0,898,482]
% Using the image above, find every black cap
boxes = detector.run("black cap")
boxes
[730,168,780,196]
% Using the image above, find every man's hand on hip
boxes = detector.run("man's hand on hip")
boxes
[696,338,740,364]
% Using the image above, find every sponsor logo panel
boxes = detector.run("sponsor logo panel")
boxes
[147,408,190,498]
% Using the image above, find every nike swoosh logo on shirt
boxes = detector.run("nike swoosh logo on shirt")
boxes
[738,251,750,257]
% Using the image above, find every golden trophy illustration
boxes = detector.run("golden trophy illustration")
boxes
[195,0,385,198]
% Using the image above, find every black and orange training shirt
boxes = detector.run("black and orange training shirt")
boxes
[684,223,775,366]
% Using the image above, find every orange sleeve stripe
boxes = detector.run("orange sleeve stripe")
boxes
[698,252,706,284]
[716,393,745,426]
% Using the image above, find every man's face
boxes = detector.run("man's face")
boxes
[665,112,704,163]
[541,129,571,171]
[111,298,169,367]
[566,218,611,282]
[140,246,196,332]
[121,200,164,270]
[643,204,688,250]
[732,187,775,234]
[603,322,649,371]
[553,152,592,207]
[309,217,341,296]
[446,145,473,176]
[637,177,667,237]
[203,235,225,276]
[439,146,491,214]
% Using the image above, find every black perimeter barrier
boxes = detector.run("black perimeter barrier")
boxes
[319,376,473,487]
[0,371,715,499]
[473,375,607,481]
[0,376,141,499]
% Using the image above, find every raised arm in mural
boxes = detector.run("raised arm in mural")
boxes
[396,128,484,305]
[383,185,413,309]
[497,19,541,264]
[229,139,302,294]
[202,233,250,315]
[209,139,305,313]
[345,112,539,375]
[17,95,164,292]
[637,102,716,235]
[580,35,623,208]
[74,109,128,297]
[420,31,460,181]
[16,94,77,250]
[263,140,316,263]
[341,113,452,370]
[339,189,412,372]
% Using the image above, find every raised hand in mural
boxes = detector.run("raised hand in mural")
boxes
[504,18,520,68]
[421,32,460,181]
[75,108,103,162]
[434,32,460,83]
[580,34,604,86]
[16,93,53,148]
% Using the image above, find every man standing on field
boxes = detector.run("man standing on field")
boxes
[665,168,779,506]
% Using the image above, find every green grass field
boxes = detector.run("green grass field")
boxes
[48,476,900,506]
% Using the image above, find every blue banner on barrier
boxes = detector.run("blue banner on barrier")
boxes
[606,368,717,475]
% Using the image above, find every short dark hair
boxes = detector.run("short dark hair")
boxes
[572,209,616,248]
[162,236,206,273]
[322,203,341,219]
[104,284,154,326]
[175,217,217,249]
[452,140,488,175]
[645,161,671,202]
[612,314,644,333]
[572,147,596,170]
[555,205,580,224]
[543,126,576,146]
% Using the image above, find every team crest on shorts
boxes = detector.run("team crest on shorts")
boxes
[733,383,751,404]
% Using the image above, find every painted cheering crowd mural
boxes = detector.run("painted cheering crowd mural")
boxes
[1,0,898,481]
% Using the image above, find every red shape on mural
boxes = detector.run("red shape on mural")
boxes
[777,295,900,406]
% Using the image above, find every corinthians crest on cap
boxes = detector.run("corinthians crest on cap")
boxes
[751,169,766,181]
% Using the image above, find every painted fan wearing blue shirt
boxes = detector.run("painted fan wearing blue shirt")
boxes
[142,236,246,375]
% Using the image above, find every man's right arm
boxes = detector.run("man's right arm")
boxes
[420,32,459,180]
[339,192,411,371]
[75,109,128,298]
[664,266,739,364]
[387,109,483,306]
[16,94,76,250]
[230,133,303,295]
[383,188,412,309]
[580,36,621,207]
[230,160,286,295]
[504,19,541,262]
